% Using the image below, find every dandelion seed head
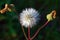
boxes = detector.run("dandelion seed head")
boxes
[20,8,40,28]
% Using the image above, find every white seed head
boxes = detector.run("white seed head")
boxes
[20,8,40,28]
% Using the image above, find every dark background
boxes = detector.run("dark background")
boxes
[0,0,60,40]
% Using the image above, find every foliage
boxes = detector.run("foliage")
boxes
[0,0,60,40]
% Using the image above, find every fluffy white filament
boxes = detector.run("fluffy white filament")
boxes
[20,8,40,28]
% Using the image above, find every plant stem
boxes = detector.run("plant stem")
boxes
[31,21,49,40]
[28,27,30,40]
[21,26,28,40]
[11,6,28,40]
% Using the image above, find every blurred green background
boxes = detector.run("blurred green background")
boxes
[0,0,60,40]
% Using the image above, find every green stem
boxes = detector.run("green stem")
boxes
[21,26,28,40]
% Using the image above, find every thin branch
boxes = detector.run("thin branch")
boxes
[21,26,28,40]
[31,21,49,40]
[28,27,30,40]
[13,6,28,40]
